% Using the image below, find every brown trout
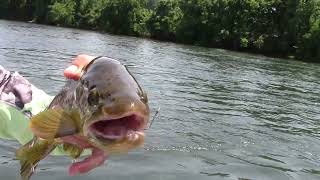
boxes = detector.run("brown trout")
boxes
[15,57,150,180]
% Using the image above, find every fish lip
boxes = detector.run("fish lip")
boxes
[85,112,148,142]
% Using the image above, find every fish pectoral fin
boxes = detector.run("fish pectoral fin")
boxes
[16,138,57,180]
[63,143,83,159]
[30,108,81,139]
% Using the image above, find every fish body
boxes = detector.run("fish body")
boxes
[16,57,150,179]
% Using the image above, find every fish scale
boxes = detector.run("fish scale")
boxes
[15,57,150,180]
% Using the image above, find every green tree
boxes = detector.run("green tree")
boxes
[1,0,30,20]
[133,7,152,36]
[149,0,183,41]
[296,0,320,62]
[98,0,150,35]
[48,0,76,26]
[33,0,52,23]
[0,1,10,18]
[0,0,319,62]
[76,0,103,28]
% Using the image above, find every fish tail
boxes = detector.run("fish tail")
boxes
[16,138,57,180]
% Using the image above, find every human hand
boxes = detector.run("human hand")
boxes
[64,54,96,80]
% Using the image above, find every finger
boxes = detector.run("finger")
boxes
[64,54,96,80]
[71,54,95,69]
[64,65,80,80]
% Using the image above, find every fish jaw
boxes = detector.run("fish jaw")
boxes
[84,112,148,152]
[89,113,145,139]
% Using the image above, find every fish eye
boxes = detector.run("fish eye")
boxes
[88,87,99,106]
[140,92,148,103]
[137,90,148,103]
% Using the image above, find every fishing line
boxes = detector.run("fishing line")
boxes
[147,107,161,129]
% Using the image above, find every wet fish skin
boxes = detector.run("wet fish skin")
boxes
[16,57,150,179]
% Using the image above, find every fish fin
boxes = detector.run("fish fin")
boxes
[30,108,81,139]
[63,143,83,159]
[15,138,57,180]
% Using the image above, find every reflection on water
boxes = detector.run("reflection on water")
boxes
[0,20,320,180]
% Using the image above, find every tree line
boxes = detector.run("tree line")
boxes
[0,0,319,62]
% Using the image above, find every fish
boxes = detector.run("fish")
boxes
[15,57,150,180]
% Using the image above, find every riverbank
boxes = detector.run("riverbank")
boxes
[2,19,320,180]
[1,0,319,62]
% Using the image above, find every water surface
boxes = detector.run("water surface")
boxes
[0,20,320,180]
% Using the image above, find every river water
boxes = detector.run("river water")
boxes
[0,20,319,180]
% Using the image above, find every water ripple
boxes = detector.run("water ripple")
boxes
[1,20,320,180]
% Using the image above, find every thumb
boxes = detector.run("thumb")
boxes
[64,54,96,80]
[64,65,81,80]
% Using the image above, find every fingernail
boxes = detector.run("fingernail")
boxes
[66,65,78,72]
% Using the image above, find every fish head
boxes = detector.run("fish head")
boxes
[80,57,150,153]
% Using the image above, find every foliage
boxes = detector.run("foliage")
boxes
[296,0,320,61]
[0,1,10,18]
[132,7,152,36]
[76,0,107,28]
[0,0,29,19]
[33,0,52,23]
[98,0,150,35]
[148,0,183,40]
[0,0,319,62]
[48,0,76,26]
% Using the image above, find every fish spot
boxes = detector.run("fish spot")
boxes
[81,79,89,87]
[89,85,96,90]
[88,89,100,106]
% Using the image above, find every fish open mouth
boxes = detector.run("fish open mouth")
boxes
[88,114,145,141]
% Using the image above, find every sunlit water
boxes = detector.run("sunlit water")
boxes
[0,20,320,180]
